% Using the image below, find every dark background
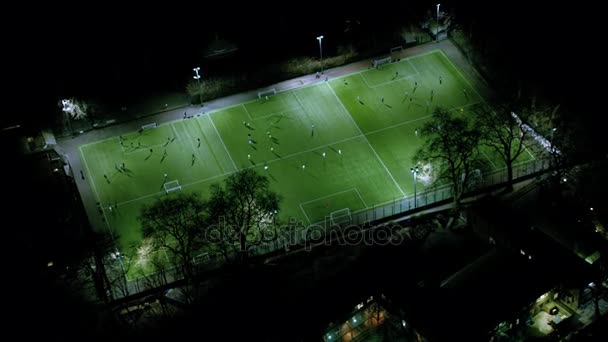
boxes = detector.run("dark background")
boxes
[2,2,603,341]
[5,2,598,126]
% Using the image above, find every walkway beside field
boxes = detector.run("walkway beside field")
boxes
[57,39,495,239]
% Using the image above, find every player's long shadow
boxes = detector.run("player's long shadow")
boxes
[250,159,256,165]
[407,101,423,110]
[384,104,393,109]
[272,151,281,158]
[271,138,280,145]
[250,145,257,150]
[303,170,319,181]
[160,156,167,163]
[267,172,278,182]
[122,168,134,177]
[358,100,365,105]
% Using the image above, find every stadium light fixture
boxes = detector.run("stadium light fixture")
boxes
[316,35,324,74]
[411,166,419,208]
[193,67,203,107]
[436,4,441,42]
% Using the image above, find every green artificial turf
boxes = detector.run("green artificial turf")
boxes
[80,50,535,276]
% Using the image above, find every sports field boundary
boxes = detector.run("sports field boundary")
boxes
[207,115,238,171]
[300,188,368,225]
[325,82,406,198]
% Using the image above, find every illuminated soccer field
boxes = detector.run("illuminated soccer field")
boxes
[80,50,534,273]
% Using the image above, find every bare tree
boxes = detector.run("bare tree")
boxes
[415,108,484,211]
[475,103,530,191]
[139,193,206,281]
[206,169,280,262]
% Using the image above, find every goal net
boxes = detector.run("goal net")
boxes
[163,180,182,194]
[258,88,277,99]
[373,57,392,69]
[390,46,403,60]
[141,123,157,130]
[193,252,210,264]
[390,46,403,54]
[330,208,352,226]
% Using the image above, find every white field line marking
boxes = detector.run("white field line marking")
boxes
[207,115,238,171]
[299,204,312,225]
[355,188,369,208]
[408,59,420,75]
[242,104,254,121]
[480,149,498,170]
[300,188,357,206]
[325,82,406,198]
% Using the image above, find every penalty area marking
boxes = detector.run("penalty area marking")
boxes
[300,188,368,224]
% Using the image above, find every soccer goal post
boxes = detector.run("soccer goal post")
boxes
[163,180,182,194]
[257,88,277,99]
[390,46,403,54]
[330,208,352,226]
[373,57,392,68]
[141,123,157,130]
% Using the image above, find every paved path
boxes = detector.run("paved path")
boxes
[57,39,494,237]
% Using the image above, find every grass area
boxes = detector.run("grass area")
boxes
[80,50,533,277]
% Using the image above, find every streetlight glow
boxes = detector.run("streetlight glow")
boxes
[316,35,324,74]
[436,4,441,42]
[193,67,203,106]
[411,166,419,208]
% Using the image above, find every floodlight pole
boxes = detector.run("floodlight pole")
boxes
[411,166,419,208]
[61,99,73,136]
[550,127,557,154]
[436,4,441,42]
[317,35,324,74]
[193,67,203,106]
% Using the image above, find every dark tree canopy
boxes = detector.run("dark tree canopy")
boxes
[139,192,206,279]
[415,108,484,209]
[474,103,530,190]
[206,169,280,261]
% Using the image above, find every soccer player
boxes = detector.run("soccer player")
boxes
[322,152,326,158]
[338,149,342,155]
